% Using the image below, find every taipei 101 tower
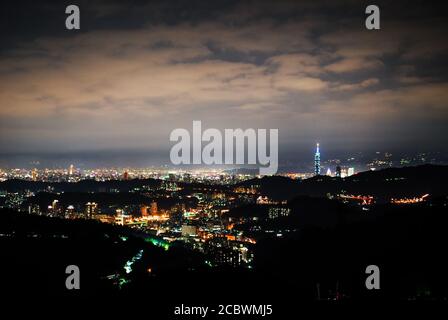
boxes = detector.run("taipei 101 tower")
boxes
[314,143,321,176]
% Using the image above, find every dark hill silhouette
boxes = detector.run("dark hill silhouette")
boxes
[0,208,204,295]
[228,196,358,230]
[254,198,448,300]
[0,178,159,193]
[236,175,302,200]
[238,164,448,202]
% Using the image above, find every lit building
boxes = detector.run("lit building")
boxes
[181,225,198,236]
[115,208,131,225]
[64,205,77,219]
[204,238,254,268]
[150,201,158,215]
[256,196,285,205]
[28,204,40,215]
[66,205,75,214]
[347,167,355,177]
[69,164,74,175]
[85,202,98,218]
[268,207,291,219]
[314,143,321,176]
[32,168,38,181]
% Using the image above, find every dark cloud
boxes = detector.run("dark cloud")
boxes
[0,0,447,166]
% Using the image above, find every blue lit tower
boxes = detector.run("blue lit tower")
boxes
[314,143,321,176]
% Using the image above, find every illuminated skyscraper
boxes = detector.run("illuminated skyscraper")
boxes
[69,164,74,175]
[314,143,321,176]
[85,202,98,218]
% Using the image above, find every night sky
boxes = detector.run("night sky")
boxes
[1,0,447,166]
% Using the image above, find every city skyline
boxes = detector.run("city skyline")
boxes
[2,1,448,307]
[1,147,445,172]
